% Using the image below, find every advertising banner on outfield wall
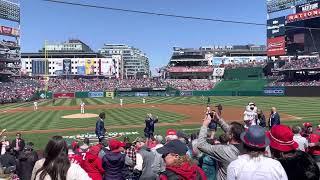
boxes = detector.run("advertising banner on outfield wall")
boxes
[106,91,114,98]
[85,59,95,75]
[267,36,286,56]
[53,93,75,99]
[263,87,285,96]
[180,91,193,96]
[135,92,148,97]
[88,92,104,98]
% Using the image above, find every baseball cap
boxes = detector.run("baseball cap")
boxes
[156,139,188,156]
[166,129,177,136]
[88,145,101,155]
[303,122,313,128]
[108,139,126,153]
[267,125,298,152]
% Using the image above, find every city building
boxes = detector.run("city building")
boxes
[39,39,93,53]
[99,44,150,79]
[21,52,123,78]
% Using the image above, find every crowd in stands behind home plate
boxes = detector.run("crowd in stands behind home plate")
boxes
[1,103,320,180]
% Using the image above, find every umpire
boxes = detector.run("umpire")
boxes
[95,112,106,143]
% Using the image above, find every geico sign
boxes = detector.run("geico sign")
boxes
[287,9,320,22]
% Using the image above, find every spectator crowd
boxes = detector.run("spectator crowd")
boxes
[0,79,40,104]
[164,79,215,91]
[1,105,320,180]
[218,61,266,69]
[277,58,320,71]
[0,78,215,103]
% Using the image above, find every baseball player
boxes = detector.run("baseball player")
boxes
[80,101,85,114]
[33,101,38,111]
[120,98,123,107]
[143,98,146,104]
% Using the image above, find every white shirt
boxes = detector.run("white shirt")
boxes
[227,154,288,180]
[134,153,143,171]
[31,158,91,180]
[34,102,38,106]
[293,134,308,152]
[80,103,85,107]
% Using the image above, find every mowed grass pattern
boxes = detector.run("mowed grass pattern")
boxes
[0,108,186,131]
[0,96,320,132]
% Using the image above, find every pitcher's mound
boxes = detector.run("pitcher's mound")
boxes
[62,113,98,119]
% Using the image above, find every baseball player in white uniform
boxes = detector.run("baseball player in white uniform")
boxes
[33,101,38,111]
[143,98,146,104]
[120,98,123,107]
[80,102,85,114]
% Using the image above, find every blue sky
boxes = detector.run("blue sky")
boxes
[18,0,267,70]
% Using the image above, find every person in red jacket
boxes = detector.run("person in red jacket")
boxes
[82,145,105,180]
[68,141,83,165]
[157,139,207,180]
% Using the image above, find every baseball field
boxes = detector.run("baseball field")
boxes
[0,96,319,149]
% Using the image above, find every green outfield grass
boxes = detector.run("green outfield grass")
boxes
[1,96,320,150]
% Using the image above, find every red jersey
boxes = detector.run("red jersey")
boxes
[308,133,320,155]
[68,153,83,165]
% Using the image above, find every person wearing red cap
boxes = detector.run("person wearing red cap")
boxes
[82,145,104,180]
[102,139,134,180]
[228,125,288,180]
[268,125,320,180]
[301,122,320,164]
[165,129,178,142]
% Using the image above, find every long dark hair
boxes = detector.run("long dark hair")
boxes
[34,136,70,180]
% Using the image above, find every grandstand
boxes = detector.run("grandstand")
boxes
[0,0,20,78]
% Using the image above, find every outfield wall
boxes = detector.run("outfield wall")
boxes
[35,86,320,99]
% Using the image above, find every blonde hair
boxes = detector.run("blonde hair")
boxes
[171,155,195,166]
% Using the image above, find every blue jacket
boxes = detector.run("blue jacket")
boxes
[102,151,126,180]
[269,112,280,128]
[95,118,106,138]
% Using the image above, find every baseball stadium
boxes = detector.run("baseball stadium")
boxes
[1,0,320,179]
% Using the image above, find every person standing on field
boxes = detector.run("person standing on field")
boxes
[143,98,146,104]
[80,101,85,114]
[95,112,106,143]
[33,101,38,111]
[120,98,123,107]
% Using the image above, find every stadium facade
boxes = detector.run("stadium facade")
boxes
[21,41,151,79]
[164,45,267,80]
[99,44,150,79]
[0,0,20,78]
[21,52,123,78]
